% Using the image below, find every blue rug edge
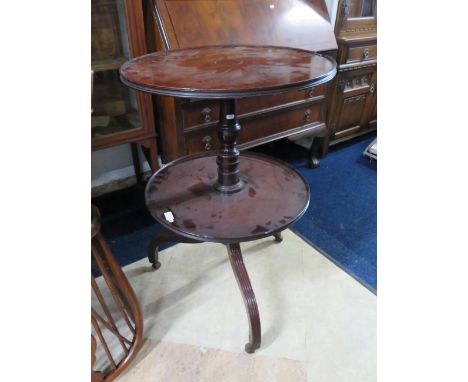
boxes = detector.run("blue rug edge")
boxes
[290,227,377,295]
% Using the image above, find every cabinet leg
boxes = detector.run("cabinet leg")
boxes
[305,123,328,169]
[227,243,261,353]
[148,230,202,270]
[140,138,160,174]
[130,143,144,185]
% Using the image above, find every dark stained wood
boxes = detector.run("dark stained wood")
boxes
[273,231,284,242]
[181,84,328,127]
[184,102,324,155]
[120,46,336,98]
[327,0,377,144]
[144,0,337,166]
[215,99,242,192]
[309,124,328,168]
[145,152,310,243]
[228,243,261,353]
[148,229,286,269]
[130,142,143,184]
[121,45,335,353]
[148,231,202,269]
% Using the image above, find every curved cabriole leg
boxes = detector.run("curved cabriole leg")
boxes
[308,125,330,169]
[273,231,283,242]
[227,243,261,353]
[148,230,202,270]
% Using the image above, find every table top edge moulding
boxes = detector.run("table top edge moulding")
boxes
[119,45,337,99]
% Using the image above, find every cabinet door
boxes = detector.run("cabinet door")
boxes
[369,71,377,126]
[370,92,377,123]
[331,67,375,139]
[360,69,377,129]
[91,0,155,149]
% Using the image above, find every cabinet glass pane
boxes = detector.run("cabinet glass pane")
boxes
[91,0,141,137]
[347,0,376,18]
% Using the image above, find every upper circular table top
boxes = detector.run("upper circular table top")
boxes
[120,45,336,99]
[145,152,310,243]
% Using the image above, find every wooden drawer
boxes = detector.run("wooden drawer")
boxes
[185,102,323,155]
[346,44,377,63]
[181,84,328,129]
[338,65,375,95]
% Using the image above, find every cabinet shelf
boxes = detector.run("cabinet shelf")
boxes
[92,112,141,138]
[92,58,126,72]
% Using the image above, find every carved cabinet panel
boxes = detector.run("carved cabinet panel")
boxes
[335,94,368,138]
[329,66,376,140]
[365,70,377,126]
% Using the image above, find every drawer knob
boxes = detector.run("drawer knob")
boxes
[202,136,212,150]
[362,48,369,59]
[305,109,312,122]
[370,82,375,93]
[308,89,315,98]
[201,107,212,123]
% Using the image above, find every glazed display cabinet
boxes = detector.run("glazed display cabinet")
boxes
[92,0,159,180]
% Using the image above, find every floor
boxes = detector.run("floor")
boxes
[254,134,377,291]
[94,229,376,382]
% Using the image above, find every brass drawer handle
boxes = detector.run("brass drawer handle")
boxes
[362,48,369,59]
[308,89,315,98]
[202,136,212,150]
[305,109,312,122]
[201,107,212,123]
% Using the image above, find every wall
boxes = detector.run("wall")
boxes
[91,144,151,196]
[326,0,340,27]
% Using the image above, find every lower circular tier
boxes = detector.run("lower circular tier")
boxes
[145,152,310,243]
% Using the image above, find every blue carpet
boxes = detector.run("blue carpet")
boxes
[252,134,377,292]
[92,133,376,292]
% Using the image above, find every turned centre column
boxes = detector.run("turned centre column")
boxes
[214,99,244,193]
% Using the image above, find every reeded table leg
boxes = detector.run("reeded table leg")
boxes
[227,243,261,353]
[148,230,202,270]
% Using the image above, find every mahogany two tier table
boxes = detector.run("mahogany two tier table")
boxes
[120,46,336,353]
